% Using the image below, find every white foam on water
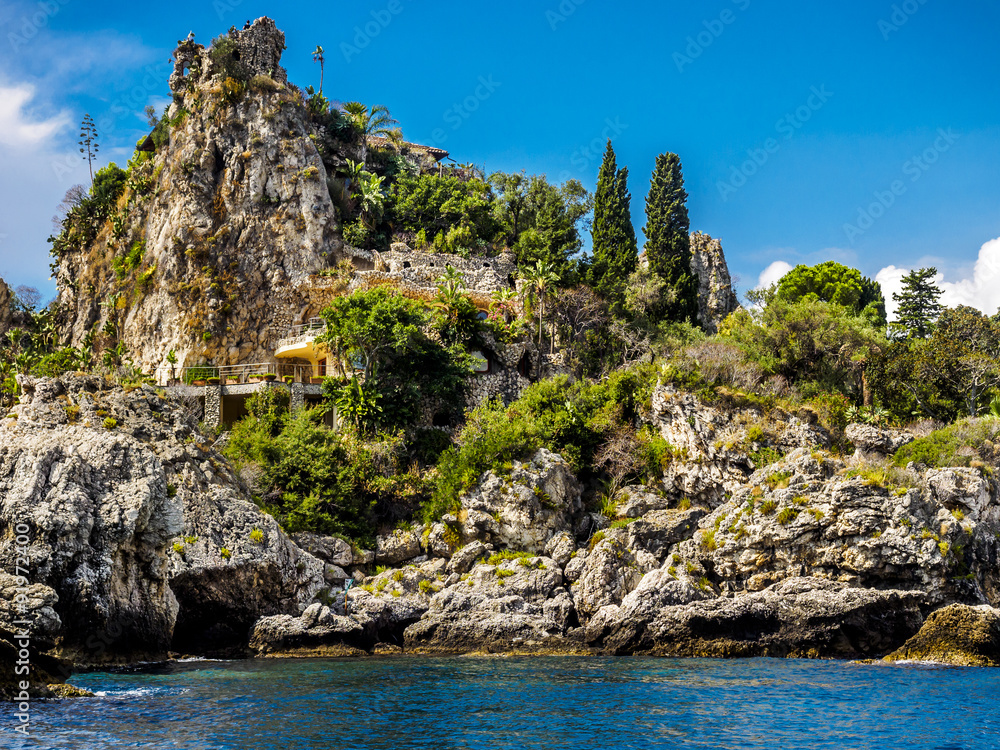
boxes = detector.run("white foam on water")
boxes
[93,686,190,698]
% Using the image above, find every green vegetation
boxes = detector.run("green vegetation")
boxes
[773,261,886,328]
[642,152,698,324]
[893,419,1000,471]
[318,287,470,432]
[588,140,638,314]
[890,267,944,340]
[424,365,659,521]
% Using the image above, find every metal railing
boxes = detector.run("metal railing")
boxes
[282,318,327,338]
[275,318,328,352]
[158,362,324,386]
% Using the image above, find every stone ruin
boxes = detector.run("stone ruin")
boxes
[169,16,287,94]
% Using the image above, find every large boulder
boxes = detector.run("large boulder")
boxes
[846,423,914,459]
[404,555,577,653]
[643,577,925,658]
[457,449,582,553]
[885,603,1000,667]
[0,423,181,664]
[571,532,643,622]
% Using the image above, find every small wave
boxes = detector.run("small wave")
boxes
[93,687,190,698]
[173,657,234,663]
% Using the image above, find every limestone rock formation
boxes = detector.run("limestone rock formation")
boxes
[403,555,577,654]
[668,448,1000,607]
[641,577,925,658]
[846,423,915,459]
[0,277,12,342]
[456,449,583,553]
[0,415,182,664]
[0,374,327,662]
[885,603,1000,667]
[53,18,353,376]
[648,384,830,507]
[689,232,739,334]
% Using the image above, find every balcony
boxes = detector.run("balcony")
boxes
[275,317,327,358]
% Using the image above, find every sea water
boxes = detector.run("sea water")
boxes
[4,656,997,749]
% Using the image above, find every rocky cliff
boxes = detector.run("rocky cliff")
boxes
[0,374,332,681]
[689,232,740,333]
[0,278,12,341]
[6,376,1000,687]
[52,18,356,376]
[249,384,1000,662]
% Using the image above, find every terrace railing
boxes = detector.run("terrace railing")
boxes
[275,318,328,351]
[159,362,321,386]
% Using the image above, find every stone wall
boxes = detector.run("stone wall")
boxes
[353,247,518,309]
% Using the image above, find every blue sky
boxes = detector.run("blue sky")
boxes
[1,0,999,313]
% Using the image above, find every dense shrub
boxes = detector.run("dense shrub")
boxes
[224,391,429,543]
[893,419,1000,471]
[425,366,660,521]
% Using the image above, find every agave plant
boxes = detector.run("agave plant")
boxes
[989,396,1000,420]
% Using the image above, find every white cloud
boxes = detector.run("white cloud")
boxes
[0,82,85,295]
[876,236,1000,321]
[755,260,794,290]
[0,84,71,146]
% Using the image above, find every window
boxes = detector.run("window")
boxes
[469,350,490,374]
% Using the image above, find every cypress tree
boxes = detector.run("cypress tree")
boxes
[891,267,944,340]
[642,152,698,323]
[588,140,637,314]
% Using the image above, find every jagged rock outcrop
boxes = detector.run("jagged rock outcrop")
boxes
[403,555,577,654]
[0,374,327,663]
[689,232,740,334]
[846,423,914,459]
[54,18,353,376]
[455,449,583,553]
[669,448,1000,607]
[648,384,830,507]
[0,277,12,342]
[0,414,182,663]
[885,603,1000,667]
[639,578,925,658]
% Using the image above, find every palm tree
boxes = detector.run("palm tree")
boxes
[355,171,386,229]
[342,102,400,162]
[312,46,325,94]
[523,261,560,352]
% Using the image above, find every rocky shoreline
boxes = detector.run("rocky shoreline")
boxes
[3,375,1000,698]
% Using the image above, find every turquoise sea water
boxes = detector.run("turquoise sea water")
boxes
[4,656,998,749]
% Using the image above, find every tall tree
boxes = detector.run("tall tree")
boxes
[588,141,637,314]
[342,102,401,162]
[890,267,944,340]
[642,152,698,324]
[776,260,887,327]
[78,114,99,187]
[523,260,561,352]
[312,45,325,94]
